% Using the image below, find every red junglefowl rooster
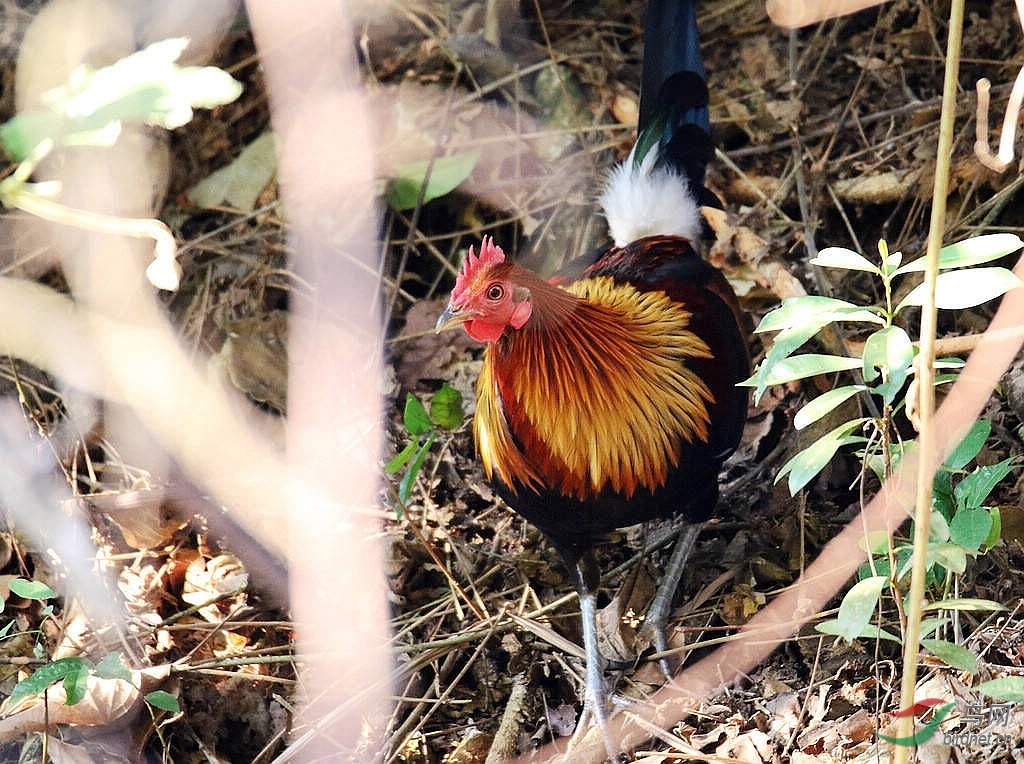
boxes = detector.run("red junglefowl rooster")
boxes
[436,0,748,756]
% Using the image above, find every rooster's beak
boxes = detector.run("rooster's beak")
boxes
[435,304,471,333]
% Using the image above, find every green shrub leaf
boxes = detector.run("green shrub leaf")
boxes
[95,652,132,682]
[751,324,829,401]
[145,690,181,713]
[777,419,868,493]
[387,150,480,211]
[816,619,901,642]
[1,38,243,161]
[8,579,55,601]
[948,508,993,552]
[924,598,1006,612]
[62,661,91,705]
[920,639,978,673]
[8,657,94,708]
[925,543,967,575]
[896,267,1021,311]
[895,233,1024,274]
[794,385,865,430]
[754,295,883,334]
[862,326,914,404]
[822,575,888,643]
[742,354,863,390]
[945,420,990,470]
[429,383,464,430]
[385,441,420,475]
[955,458,1015,511]
[977,677,1024,702]
[810,247,881,273]
[398,433,436,502]
[985,506,1002,550]
[403,393,432,436]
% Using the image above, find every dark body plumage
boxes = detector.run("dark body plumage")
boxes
[489,235,749,568]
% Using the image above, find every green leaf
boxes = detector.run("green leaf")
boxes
[386,150,480,211]
[429,383,464,430]
[385,440,419,475]
[925,542,967,575]
[918,617,946,639]
[929,509,951,543]
[8,657,94,708]
[750,323,829,402]
[861,326,914,405]
[95,652,132,682]
[933,469,955,519]
[62,660,91,705]
[810,246,881,274]
[923,597,1006,612]
[776,419,868,494]
[9,579,55,601]
[794,385,866,430]
[398,433,436,502]
[145,689,181,713]
[403,393,433,436]
[948,508,993,552]
[1,38,243,161]
[858,529,892,556]
[955,458,1015,511]
[920,639,978,673]
[824,575,888,643]
[741,354,864,389]
[896,267,1021,312]
[753,295,884,334]
[944,420,990,470]
[985,506,1002,550]
[187,130,276,212]
[977,677,1024,703]
[895,233,1024,274]
[816,619,901,643]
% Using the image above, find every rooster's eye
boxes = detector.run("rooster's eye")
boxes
[486,284,505,301]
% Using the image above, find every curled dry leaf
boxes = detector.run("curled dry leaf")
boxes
[86,490,185,550]
[704,206,805,301]
[183,553,249,622]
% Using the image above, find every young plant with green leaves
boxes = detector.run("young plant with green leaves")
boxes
[3,579,180,714]
[745,233,1022,665]
[387,383,464,504]
[745,233,1022,493]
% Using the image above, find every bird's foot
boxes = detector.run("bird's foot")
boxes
[573,586,625,762]
[641,523,702,682]
[640,615,678,683]
[571,691,624,764]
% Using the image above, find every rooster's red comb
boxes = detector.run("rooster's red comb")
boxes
[454,236,506,297]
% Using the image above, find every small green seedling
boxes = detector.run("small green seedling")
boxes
[387,383,464,505]
[5,580,175,711]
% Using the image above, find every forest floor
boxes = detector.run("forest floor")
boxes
[1,0,1024,762]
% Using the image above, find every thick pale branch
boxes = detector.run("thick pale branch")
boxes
[0,276,287,562]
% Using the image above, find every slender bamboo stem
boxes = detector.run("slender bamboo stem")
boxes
[894,0,965,758]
